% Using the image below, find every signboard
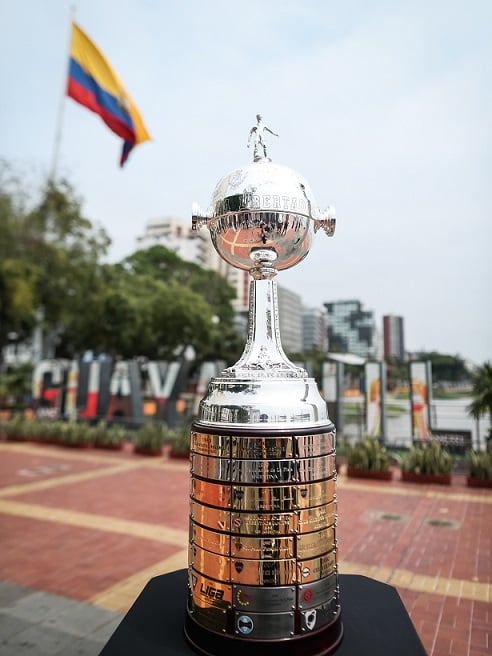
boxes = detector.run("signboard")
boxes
[365,362,382,437]
[409,361,431,439]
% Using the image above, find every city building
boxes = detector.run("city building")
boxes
[278,286,303,353]
[323,300,377,358]
[302,307,328,352]
[383,314,405,359]
[135,217,202,262]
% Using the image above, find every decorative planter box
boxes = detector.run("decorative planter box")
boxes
[134,446,163,456]
[347,468,393,481]
[169,450,190,460]
[95,443,125,451]
[466,477,492,489]
[401,471,451,485]
[5,435,26,442]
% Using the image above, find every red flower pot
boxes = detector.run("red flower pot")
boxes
[466,477,492,489]
[401,471,451,485]
[347,468,393,481]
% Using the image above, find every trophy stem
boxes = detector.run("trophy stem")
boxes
[226,277,306,378]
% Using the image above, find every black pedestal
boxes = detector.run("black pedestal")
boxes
[99,569,427,656]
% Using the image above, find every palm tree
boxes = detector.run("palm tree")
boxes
[468,361,492,447]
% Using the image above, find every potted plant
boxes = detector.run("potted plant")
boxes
[346,437,393,480]
[466,447,492,488]
[29,419,65,445]
[2,415,28,442]
[168,425,191,459]
[133,422,166,456]
[58,421,95,448]
[401,440,453,485]
[93,421,127,450]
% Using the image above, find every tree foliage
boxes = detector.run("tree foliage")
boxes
[413,351,470,383]
[0,168,241,366]
[468,361,492,424]
[0,169,109,359]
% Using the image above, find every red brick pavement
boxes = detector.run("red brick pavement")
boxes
[0,441,490,656]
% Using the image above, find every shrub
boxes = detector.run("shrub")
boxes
[58,421,94,446]
[401,440,453,475]
[467,450,492,480]
[346,437,390,472]
[90,421,127,447]
[100,423,128,447]
[169,425,191,455]
[2,415,28,440]
[30,420,66,443]
[133,422,167,450]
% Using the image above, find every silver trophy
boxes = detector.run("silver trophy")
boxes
[185,117,342,656]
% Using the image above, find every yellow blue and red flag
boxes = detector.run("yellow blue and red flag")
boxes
[67,22,150,166]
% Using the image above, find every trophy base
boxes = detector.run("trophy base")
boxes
[184,611,343,656]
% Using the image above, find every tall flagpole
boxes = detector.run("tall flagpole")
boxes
[50,6,76,183]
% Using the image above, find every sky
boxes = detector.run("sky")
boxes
[1,0,491,366]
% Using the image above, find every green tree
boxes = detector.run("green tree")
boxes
[468,361,492,432]
[118,246,242,363]
[0,170,110,363]
[415,351,470,383]
[26,178,110,333]
[0,166,38,355]
[121,245,236,326]
[1,168,242,366]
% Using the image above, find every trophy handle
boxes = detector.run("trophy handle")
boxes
[315,205,337,237]
[192,202,211,230]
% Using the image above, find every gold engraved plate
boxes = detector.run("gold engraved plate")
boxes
[190,500,230,532]
[192,525,231,555]
[297,551,337,583]
[191,544,231,581]
[296,527,335,560]
[191,454,231,481]
[297,454,336,483]
[232,485,296,511]
[189,569,232,610]
[233,584,296,613]
[191,432,230,458]
[231,558,296,585]
[231,535,294,560]
[191,478,232,508]
[231,511,297,536]
[295,432,336,458]
[231,436,294,459]
[232,459,297,484]
[297,502,336,534]
[297,572,338,610]
[296,480,335,508]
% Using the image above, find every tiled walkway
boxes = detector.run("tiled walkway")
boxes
[0,441,490,655]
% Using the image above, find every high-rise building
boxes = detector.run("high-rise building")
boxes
[383,315,405,359]
[323,300,377,358]
[135,217,202,262]
[277,285,303,353]
[302,307,328,352]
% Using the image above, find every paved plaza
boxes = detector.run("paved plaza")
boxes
[0,440,490,655]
